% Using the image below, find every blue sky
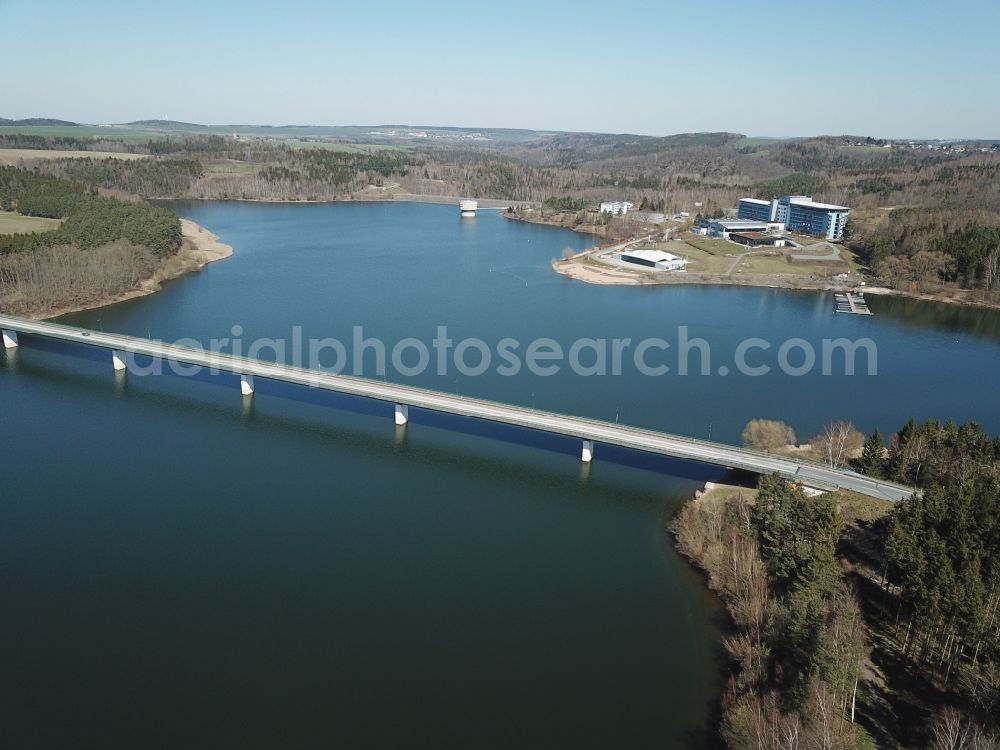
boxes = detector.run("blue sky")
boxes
[2,0,998,138]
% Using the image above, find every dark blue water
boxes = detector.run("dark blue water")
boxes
[2,200,999,749]
[60,201,1000,441]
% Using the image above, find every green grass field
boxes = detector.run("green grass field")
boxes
[653,240,736,274]
[0,211,62,235]
[683,236,742,257]
[0,148,148,166]
[740,251,852,276]
[0,125,163,142]
[285,140,405,153]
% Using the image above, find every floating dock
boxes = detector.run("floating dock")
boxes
[834,291,872,315]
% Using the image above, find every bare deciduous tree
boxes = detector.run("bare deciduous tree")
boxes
[814,420,865,468]
[0,241,156,316]
[929,707,999,750]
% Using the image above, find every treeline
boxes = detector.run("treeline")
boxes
[146,135,228,155]
[0,241,157,316]
[543,196,588,212]
[751,172,831,200]
[0,133,136,153]
[859,211,1000,294]
[41,157,204,197]
[0,167,181,257]
[857,420,1000,742]
[674,477,872,747]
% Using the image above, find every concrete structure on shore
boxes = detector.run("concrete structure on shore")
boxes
[460,200,478,217]
[0,313,915,502]
[704,219,782,239]
[729,231,787,248]
[618,248,688,270]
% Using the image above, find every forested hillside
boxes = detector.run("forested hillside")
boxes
[4,128,999,302]
[850,421,1000,746]
[676,417,1000,748]
[0,167,183,315]
[0,168,181,255]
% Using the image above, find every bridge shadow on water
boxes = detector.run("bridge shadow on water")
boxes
[4,337,738,492]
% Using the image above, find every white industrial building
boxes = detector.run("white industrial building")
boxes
[600,201,635,215]
[618,249,688,271]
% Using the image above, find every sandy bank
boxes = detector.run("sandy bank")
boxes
[552,258,651,285]
[552,257,853,293]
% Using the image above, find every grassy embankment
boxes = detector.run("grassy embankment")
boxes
[0,211,61,234]
[555,232,862,290]
[0,148,148,166]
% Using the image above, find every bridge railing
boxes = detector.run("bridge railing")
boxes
[0,313,917,499]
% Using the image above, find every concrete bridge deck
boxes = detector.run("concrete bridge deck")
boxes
[0,314,915,502]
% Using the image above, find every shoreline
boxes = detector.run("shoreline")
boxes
[535,222,1000,311]
[42,193,997,313]
[552,256,1000,309]
[553,256,859,292]
[151,192,537,210]
[502,208,611,239]
[34,219,232,321]
[503,210,1000,311]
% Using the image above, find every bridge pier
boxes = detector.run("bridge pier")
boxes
[0,313,920,503]
[240,374,255,396]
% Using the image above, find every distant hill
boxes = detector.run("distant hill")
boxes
[521,131,750,162]
[126,119,208,129]
[0,118,79,126]
[610,131,747,156]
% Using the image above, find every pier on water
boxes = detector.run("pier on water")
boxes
[834,291,872,316]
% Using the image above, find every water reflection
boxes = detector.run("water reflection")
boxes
[393,422,409,453]
[1,346,17,371]
[868,294,1000,340]
[241,392,256,421]
[113,368,128,396]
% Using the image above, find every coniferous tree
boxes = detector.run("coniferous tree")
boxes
[857,428,886,477]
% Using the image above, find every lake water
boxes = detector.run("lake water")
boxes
[2,201,999,748]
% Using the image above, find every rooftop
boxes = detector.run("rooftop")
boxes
[708,219,772,229]
[621,249,685,263]
[730,231,777,241]
[788,197,849,211]
[739,198,771,205]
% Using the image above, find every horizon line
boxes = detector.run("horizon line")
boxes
[2,116,998,143]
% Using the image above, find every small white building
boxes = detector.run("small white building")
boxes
[618,249,688,271]
[600,201,635,215]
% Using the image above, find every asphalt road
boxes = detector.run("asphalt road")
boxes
[1,314,915,502]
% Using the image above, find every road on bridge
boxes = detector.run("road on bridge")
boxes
[0,314,915,502]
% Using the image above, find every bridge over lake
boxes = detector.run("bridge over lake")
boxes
[1,314,915,502]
